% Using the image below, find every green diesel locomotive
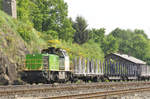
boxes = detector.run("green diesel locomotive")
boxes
[23,47,72,83]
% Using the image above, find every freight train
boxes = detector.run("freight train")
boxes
[22,47,150,83]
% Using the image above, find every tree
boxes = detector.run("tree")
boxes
[101,35,119,54]
[0,0,2,10]
[90,28,105,43]
[134,29,148,39]
[111,28,133,40]
[32,0,75,41]
[144,40,150,65]
[130,34,149,60]
[17,0,36,24]
[73,16,89,44]
[17,0,75,41]
[110,28,134,54]
[110,28,150,64]
[59,18,75,41]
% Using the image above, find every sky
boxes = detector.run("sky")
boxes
[64,0,150,38]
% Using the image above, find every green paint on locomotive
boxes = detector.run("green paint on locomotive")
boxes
[25,54,43,70]
[49,54,59,70]
[25,54,59,71]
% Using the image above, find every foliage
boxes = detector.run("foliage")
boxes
[130,34,150,60]
[47,39,104,61]
[17,0,35,25]
[101,35,119,54]
[90,28,105,43]
[80,40,104,60]
[17,0,75,41]
[43,30,58,40]
[144,40,150,65]
[73,16,89,44]
[0,0,2,10]
[16,22,40,43]
[134,29,148,39]
[0,11,17,33]
[58,18,75,41]
[110,28,150,64]
[111,28,133,40]
[0,10,45,53]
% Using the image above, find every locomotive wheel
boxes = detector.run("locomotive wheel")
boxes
[50,72,58,82]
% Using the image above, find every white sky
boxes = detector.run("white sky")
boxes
[64,0,150,38]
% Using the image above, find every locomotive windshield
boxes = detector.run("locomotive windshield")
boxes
[41,47,68,58]
[61,50,68,57]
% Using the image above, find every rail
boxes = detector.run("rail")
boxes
[0,81,150,98]
[47,86,150,99]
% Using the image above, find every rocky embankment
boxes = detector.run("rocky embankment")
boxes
[0,13,30,85]
[0,9,44,85]
[0,29,29,85]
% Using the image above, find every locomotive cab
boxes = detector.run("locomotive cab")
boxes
[60,49,70,71]
[41,47,70,71]
[23,47,71,83]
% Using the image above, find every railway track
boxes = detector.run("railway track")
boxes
[0,81,150,98]
[47,86,150,99]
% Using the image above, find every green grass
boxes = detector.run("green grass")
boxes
[0,10,46,51]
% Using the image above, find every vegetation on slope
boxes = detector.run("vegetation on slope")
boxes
[0,10,47,78]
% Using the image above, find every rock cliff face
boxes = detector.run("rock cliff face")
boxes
[0,8,43,85]
[0,10,30,84]
[0,52,17,85]
[0,29,29,85]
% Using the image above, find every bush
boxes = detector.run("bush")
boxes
[17,23,33,42]
[44,30,58,39]
[47,39,104,61]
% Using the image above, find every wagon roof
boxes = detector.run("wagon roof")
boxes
[110,53,146,65]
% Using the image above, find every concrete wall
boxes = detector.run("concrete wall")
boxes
[3,0,17,18]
